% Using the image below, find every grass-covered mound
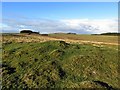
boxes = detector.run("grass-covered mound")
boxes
[2,41,119,89]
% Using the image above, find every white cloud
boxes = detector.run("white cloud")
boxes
[0,23,14,30]
[1,18,118,34]
[61,19,118,34]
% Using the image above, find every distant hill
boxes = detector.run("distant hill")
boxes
[100,33,120,36]
[92,33,120,36]
[20,30,39,35]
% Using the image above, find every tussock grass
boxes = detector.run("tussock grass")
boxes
[2,38,119,89]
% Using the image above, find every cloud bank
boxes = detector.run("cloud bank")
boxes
[1,18,118,34]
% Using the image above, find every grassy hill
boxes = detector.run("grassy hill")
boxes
[2,34,119,89]
[100,33,120,36]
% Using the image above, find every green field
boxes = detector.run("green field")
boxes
[1,34,119,89]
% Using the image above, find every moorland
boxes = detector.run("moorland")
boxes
[1,33,120,89]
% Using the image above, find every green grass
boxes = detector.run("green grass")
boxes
[2,40,119,89]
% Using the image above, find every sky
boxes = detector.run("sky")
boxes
[1,2,118,34]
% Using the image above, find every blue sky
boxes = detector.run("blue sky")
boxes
[1,2,118,34]
[3,2,117,19]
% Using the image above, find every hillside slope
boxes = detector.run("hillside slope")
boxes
[2,39,119,89]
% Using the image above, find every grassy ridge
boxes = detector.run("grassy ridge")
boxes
[2,40,119,89]
[100,33,120,36]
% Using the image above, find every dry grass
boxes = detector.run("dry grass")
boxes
[49,33,119,45]
[2,34,119,47]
